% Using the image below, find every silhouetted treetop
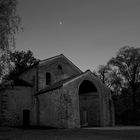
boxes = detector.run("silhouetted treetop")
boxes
[5,50,38,80]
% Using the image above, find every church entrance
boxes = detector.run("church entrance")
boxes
[80,110,88,126]
[79,80,98,127]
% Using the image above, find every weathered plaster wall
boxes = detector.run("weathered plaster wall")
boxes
[0,86,36,126]
[38,57,81,90]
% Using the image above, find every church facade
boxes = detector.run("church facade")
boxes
[0,54,115,128]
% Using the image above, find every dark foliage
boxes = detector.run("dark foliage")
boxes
[0,0,21,79]
[4,50,38,80]
[96,46,140,125]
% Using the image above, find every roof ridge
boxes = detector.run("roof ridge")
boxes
[39,54,82,73]
[40,54,63,63]
[62,55,82,73]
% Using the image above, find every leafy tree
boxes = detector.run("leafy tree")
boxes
[107,46,140,118]
[0,0,20,51]
[96,46,140,124]
[97,65,108,84]
[97,65,123,94]
[5,50,38,80]
[0,0,21,79]
[0,54,6,81]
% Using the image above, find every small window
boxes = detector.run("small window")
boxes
[57,64,62,70]
[46,72,51,85]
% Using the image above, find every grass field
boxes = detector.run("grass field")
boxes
[1,126,140,140]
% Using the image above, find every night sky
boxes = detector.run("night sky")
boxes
[16,0,140,71]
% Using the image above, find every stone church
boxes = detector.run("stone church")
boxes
[0,54,115,128]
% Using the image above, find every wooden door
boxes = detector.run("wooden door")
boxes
[23,109,30,128]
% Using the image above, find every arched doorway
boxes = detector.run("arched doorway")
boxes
[79,80,99,127]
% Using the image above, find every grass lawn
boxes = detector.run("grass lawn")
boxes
[0,126,140,140]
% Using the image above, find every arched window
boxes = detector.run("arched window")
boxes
[46,72,51,85]
[57,64,62,70]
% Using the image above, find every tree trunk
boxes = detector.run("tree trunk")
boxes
[132,87,136,110]
[131,65,138,123]
[131,84,136,123]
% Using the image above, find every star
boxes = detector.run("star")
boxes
[59,21,62,25]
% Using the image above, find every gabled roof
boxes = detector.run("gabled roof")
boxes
[39,54,63,66]
[39,54,82,73]
[61,54,82,73]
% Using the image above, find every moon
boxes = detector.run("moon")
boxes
[59,21,62,25]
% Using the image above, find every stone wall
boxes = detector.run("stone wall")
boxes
[79,93,100,126]
[0,86,36,126]
[62,71,115,127]
[62,83,80,128]
[38,88,70,128]
[38,57,81,90]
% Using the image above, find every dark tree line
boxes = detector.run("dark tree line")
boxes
[4,50,38,80]
[97,46,140,125]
